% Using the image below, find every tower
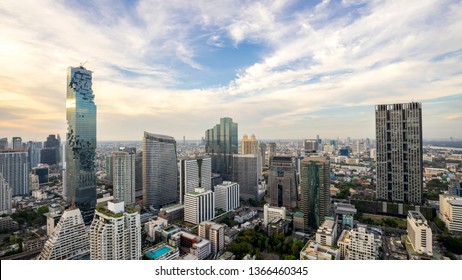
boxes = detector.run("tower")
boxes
[179,157,212,204]
[112,151,136,204]
[64,66,97,224]
[375,102,423,204]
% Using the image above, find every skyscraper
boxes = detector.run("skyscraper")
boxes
[375,102,423,205]
[184,188,215,225]
[112,151,136,204]
[28,141,42,169]
[241,134,257,155]
[215,181,240,212]
[38,207,90,260]
[89,201,141,260]
[205,117,238,181]
[0,173,12,215]
[41,135,60,166]
[0,151,29,196]
[12,137,22,150]
[232,154,258,200]
[0,138,8,151]
[179,157,212,204]
[304,139,318,155]
[267,142,276,165]
[142,132,178,210]
[64,66,97,223]
[268,156,298,210]
[300,157,331,232]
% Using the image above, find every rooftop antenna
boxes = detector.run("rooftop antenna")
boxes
[80,60,88,67]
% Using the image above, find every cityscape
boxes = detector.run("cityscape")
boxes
[1,0,462,262]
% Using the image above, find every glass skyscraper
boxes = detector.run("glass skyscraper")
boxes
[64,66,97,224]
[205,117,238,181]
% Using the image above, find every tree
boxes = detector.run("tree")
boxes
[37,206,49,216]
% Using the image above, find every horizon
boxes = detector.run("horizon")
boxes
[1,1,462,141]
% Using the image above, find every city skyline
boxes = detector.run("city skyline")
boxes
[1,1,462,141]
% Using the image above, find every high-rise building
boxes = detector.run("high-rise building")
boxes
[407,211,432,256]
[241,134,257,155]
[300,157,331,232]
[205,117,238,181]
[198,221,225,256]
[112,151,136,204]
[135,151,143,193]
[184,188,215,225]
[268,156,298,210]
[267,143,276,165]
[375,102,423,205]
[64,66,97,224]
[449,179,462,197]
[41,135,60,166]
[263,204,286,227]
[0,138,8,151]
[89,201,141,260]
[304,139,318,155]
[346,226,379,260]
[179,157,212,204]
[28,141,42,168]
[0,151,29,196]
[214,181,240,212]
[12,137,22,150]
[259,142,267,167]
[438,194,462,233]
[105,156,113,182]
[0,173,12,215]
[232,154,258,200]
[142,132,178,210]
[38,208,90,260]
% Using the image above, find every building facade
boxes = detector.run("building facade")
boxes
[375,102,423,204]
[205,117,238,181]
[214,181,240,212]
[0,150,29,196]
[184,188,215,225]
[89,201,141,260]
[268,156,298,210]
[263,204,286,227]
[232,154,258,200]
[407,210,432,256]
[179,157,212,204]
[64,66,97,223]
[300,157,331,232]
[439,194,462,233]
[346,226,379,260]
[198,221,225,255]
[0,173,12,215]
[142,132,178,210]
[38,208,90,260]
[112,151,136,204]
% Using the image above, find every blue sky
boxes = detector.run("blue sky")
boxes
[0,0,461,141]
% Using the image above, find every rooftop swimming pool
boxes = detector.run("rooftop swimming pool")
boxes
[145,246,172,259]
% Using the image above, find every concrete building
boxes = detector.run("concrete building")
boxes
[268,156,298,210]
[337,230,350,260]
[205,117,238,181]
[38,208,89,260]
[263,204,286,227]
[449,179,462,197]
[28,141,42,169]
[232,154,259,200]
[267,143,276,165]
[184,188,215,224]
[143,132,178,210]
[158,204,184,223]
[304,139,318,155]
[0,138,8,151]
[241,134,257,155]
[199,221,225,255]
[439,194,462,233]
[300,240,339,260]
[215,181,240,212]
[179,157,212,204]
[0,150,29,196]
[46,212,62,236]
[146,216,168,242]
[375,102,423,205]
[346,226,380,260]
[407,211,432,256]
[300,157,331,232]
[0,173,12,215]
[12,137,22,150]
[169,231,211,260]
[89,201,141,260]
[112,151,136,204]
[316,220,337,246]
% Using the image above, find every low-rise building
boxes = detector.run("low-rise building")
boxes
[439,194,462,233]
[407,211,432,256]
[146,216,168,242]
[263,204,286,227]
[316,219,337,246]
[300,240,339,260]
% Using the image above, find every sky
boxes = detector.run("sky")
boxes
[1,0,461,142]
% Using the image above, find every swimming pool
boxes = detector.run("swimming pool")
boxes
[146,246,172,259]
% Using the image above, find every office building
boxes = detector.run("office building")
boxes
[304,139,318,155]
[449,179,462,197]
[105,156,113,182]
[232,154,258,200]
[142,132,178,210]
[38,208,89,260]
[407,210,432,256]
[0,138,8,151]
[268,156,298,210]
[375,102,423,204]
[112,151,136,204]
[184,188,215,224]
[41,135,60,165]
[439,194,462,233]
[241,134,258,155]
[259,142,267,167]
[214,181,240,212]
[179,157,212,204]
[0,173,12,215]
[205,117,238,181]
[28,141,42,168]
[199,221,225,255]
[0,150,29,196]
[135,151,143,193]
[89,201,141,260]
[12,137,22,150]
[267,143,276,164]
[32,166,49,185]
[263,204,286,227]
[300,157,331,232]
[64,66,97,223]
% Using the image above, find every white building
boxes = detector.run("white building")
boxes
[169,231,211,260]
[263,204,286,227]
[190,238,211,260]
[345,226,379,260]
[199,221,225,255]
[29,173,40,192]
[300,240,340,260]
[316,219,337,246]
[146,216,168,242]
[184,188,215,224]
[337,230,350,260]
[38,208,89,260]
[439,194,462,233]
[89,201,141,260]
[407,211,432,256]
[215,181,240,212]
[112,151,136,204]
[179,157,212,204]
[0,173,12,215]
